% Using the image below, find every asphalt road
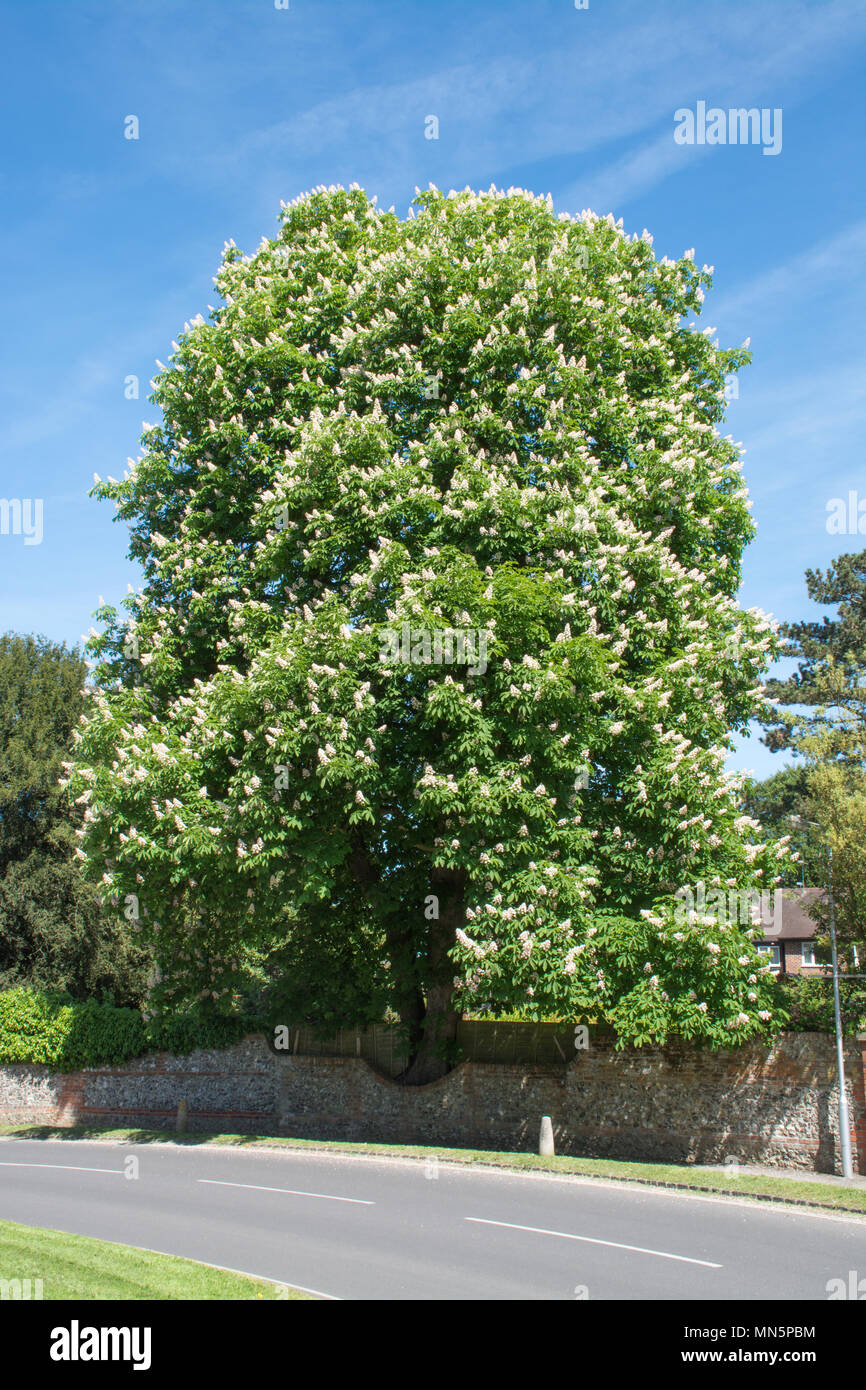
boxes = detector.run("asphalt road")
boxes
[0,1137,863,1300]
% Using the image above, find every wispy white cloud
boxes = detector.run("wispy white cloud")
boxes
[0,273,211,455]
[556,0,865,213]
[203,0,866,211]
[712,223,866,325]
[564,133,710,219]
[740,360,866,466]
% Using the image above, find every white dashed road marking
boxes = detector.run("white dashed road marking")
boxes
[465,1217,722,1267]
[198,1178,374,1205]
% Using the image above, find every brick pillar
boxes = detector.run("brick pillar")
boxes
[56,1072,85,1126]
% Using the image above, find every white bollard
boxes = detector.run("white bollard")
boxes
[539,1115,555,1156]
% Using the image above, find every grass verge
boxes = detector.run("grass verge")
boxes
[0,1217,312,1300]
[1,1122,864,1217]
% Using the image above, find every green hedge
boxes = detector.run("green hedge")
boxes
[0,988,253,1071]
[775,975,866,1034]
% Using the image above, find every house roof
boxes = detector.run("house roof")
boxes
[755,887,824,942]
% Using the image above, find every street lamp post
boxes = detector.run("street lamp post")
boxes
[790,818,854,1179]
[826,845,854,1179]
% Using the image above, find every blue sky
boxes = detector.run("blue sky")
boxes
[1,0,864,781]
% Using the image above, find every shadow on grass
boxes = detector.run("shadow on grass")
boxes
[0,1124,272,1147]
[3,1124,865,1215]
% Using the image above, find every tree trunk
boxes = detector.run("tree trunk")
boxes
[399,867,465,1086]
[347,835,465,1086]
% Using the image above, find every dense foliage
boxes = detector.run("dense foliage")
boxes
[0,987,251,1071]
[69,186,790,1079]
[776,975,866,1035]
[743,767,814,886]
[0,634,150,1005]
[763,549,866,760]
[761,549,866,962]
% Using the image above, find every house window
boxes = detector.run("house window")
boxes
[801,942,817,967]
[756,943,781,971]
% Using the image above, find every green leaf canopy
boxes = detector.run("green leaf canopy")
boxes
[70,186,789,1069]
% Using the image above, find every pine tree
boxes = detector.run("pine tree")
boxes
[763,549,866,758]
[761,549,866,964]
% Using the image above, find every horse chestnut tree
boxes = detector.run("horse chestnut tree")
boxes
[68,185,789,1081]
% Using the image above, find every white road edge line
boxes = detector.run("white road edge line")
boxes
[197,1266,340,1300]
[103,1241,341,1301]
[0,1162,123,1174]
[465,1217,723,1267]
[0,1217,339,1301]
[198,1178,374,1205]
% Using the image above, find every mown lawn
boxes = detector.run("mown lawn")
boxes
[0,1218,312,1300]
